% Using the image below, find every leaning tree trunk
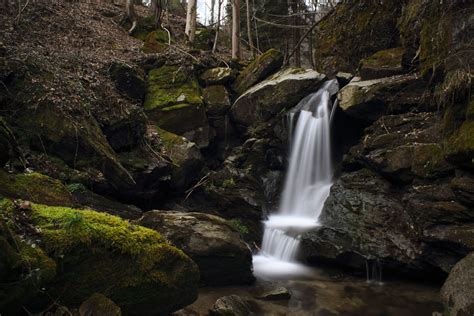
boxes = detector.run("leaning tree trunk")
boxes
[212,0,223,53]
[126,0,138,34]
[246,0,254,57]
[185,0,197,43]
[232,0,241,59]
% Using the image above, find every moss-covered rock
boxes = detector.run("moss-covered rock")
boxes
[203,85,231,116]
[232,49,283,95]
[143,29,169,54]
[359,47,407,80]
[199,67,236,86]
[194,28,215,50]
[314,1,402,75]
[0,170,74,206]
[231,68,326,131]
[17,104,135,189]
[10,202,199,315]
[144,65,209,147]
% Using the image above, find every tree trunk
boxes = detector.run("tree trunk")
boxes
[232,0,241,59]
[246,0,254,57]
[292,0,301,67]
[151,0,163,28]
[212,0,223,53]
[185,0,197,43]
[210,0,216,25]
[126,0,137,34]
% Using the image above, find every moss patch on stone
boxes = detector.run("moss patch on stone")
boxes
[0,170,74,206]
[445,120,474,168]
[143,29,170,54]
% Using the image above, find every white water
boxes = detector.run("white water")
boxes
[254,80,339,277]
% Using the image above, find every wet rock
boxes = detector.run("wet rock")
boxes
[335,72,353,87]
[257,287,291,301]
[444,120,474,169]
[144,65,209,148]
[451,173,474,206]
[138,210,255,286]
[233,48,283,94]
[79,293,121,316]
[109,62,146,101]
[441,253,474,316]
[359,47,407,80]
[231,68,326,131]
[200,67,236,86]
[210,295,251,316]
[337,74,430,123]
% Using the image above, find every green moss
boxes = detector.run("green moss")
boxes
[360,47,405,68]
[144,66,202,111]
[66,182,87,193]
[445,120,474,167]
[0,170,74,206]
[228,218,249,236]
[412,143,452,178]
[143,29,170,54]
[222,178,235,188]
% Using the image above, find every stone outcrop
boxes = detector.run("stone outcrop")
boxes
[138,210,254,286]
[210,295,251,316]
[359,47,407,80]
[441,253,474,316]
[231,68,326,130]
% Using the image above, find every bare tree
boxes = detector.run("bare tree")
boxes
[150,0,164,28]
[185,0,197,43]
[126,0,138,34]
[232,0,241,59]
[246,0,255,57]
[212,0,224,53]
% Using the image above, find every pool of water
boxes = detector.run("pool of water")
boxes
[175,261,444,316]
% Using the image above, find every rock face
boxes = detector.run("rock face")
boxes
[144,65,209,148]
[337,74,429,123]
[109,62,146,101]
[441,253,474,316]
[138,211,254,286]
[200,67,235,86]
[0,201,199,315]
[210,295,251,316]
[232,49,283,95]
[231,68,326,130]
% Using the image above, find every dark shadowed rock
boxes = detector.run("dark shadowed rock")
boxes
[359,47,407,80]
[79,293,121,316]
[109,62,146,101]
[138,211,255,286]
[441,253,474,316]
[210,295,250,316]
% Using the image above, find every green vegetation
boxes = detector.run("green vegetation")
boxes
[228,218,249,236]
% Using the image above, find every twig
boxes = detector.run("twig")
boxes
[184,174,210,201]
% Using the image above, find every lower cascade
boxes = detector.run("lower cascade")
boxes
[254,79,339,277]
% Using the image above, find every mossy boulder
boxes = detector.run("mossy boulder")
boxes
[17,104,135,189]
[5,202,199,315]
[0,170,74,206]
[109,62,146,102]
[138,211,254,286]
[199,67,236,86]
[231,68,326,131]
[203,85,231,116]
[441,252,474,316]
[143,29,169,54]
[144,65,209,148]
[232,49,283,95]
[156,127,204,190]
[359,47,407,80]
[337,74,430,123]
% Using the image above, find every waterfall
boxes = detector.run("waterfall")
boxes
[254,79,339,277]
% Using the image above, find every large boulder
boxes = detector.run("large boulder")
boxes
[0,201,199,315]
[79,293,121,316]
[138,211,254,286]
[203,85,231,117]
[232,49,283,95]
[359,47,407,80]
[144,65,209,148]
[109,62,146,102]
[231,68,326,131]
[337,74,430,123]
[210,295,251,316]
[441,253,474,316]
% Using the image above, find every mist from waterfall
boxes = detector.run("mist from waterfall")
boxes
[254,79,339,277]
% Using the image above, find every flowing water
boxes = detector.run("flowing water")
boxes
[254,80,339,276]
